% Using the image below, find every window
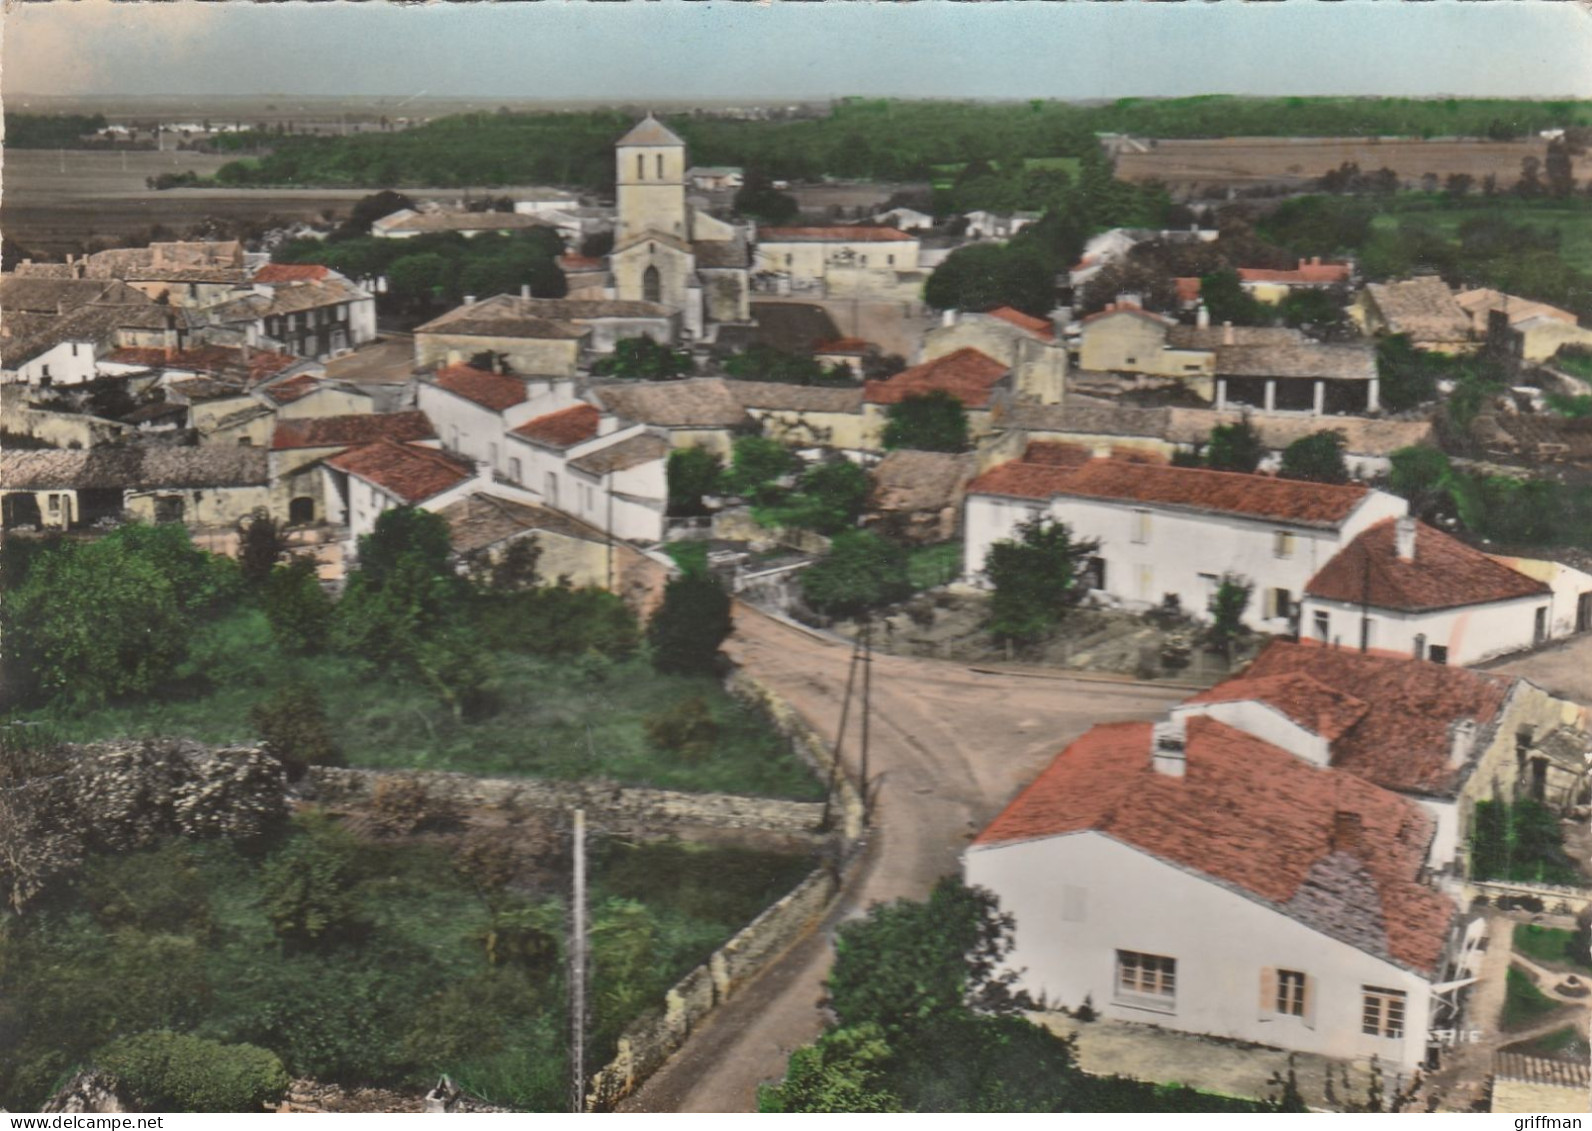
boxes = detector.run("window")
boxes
[643,266,662,304]
[1413,633,1426,661]
[637,153,645,180]
[1276,970,1307,1017]
[1274,530,1295,559]
[1116,950,1176,1005]
[509,457,522,483]
[46,493,62,515]
[785,253,793,268]
[1125,355,1138,365]
[1267,588,1293,621]
[545,472,559,507]
[1429,644,1448,665]
[1361,987,1406,1038]
[887,254,896,266]
[1131,509,1151,544]
[1314,611,1330,642]
[40,364,51,380]
[656,153,664,179]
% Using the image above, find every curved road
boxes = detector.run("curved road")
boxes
[618,604,1188,1112]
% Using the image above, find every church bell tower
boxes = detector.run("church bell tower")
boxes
[615,114,688,244]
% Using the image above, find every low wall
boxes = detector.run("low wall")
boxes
[306,766,826,840]
[1464,878,1592,916]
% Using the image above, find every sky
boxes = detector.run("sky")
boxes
[3,0,1591,104]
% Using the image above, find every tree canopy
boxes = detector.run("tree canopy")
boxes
[882,391,971,453]
[1278,430,1350,484]
[800,531,912,619]
[984,516,1101,646]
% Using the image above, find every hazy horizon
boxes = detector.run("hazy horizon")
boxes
[4,1,1590,104]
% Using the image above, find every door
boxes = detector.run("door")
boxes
[1534,607,1548,646]
[1577,592,1592,633]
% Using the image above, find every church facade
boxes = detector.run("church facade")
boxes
[607,116,752,340]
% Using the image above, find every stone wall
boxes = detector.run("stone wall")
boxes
[306,765,826,840]
[1464,878,1592,916]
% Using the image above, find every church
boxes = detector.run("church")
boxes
[605,115,752,341]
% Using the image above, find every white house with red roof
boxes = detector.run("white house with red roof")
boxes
[505,402,669,543]
[320,439,483,548]
[1298,516,1555,665]
[964,714,1458,1075]
[415,363,580,479]
[964,454,1408,631]
[1238,258,1353,304]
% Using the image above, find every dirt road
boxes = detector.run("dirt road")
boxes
[617,604,1186,1112]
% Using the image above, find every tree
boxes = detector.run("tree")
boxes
[1376,334,1441,412]
[1387,445,1453,519]
[1278,429,1349,484]
[758,1024,904,1113]
[733,168,799,224]
[723,344,856,387]
[1546,139,1576,198]
[353,506,453,585]
[984,517,1101,646]
[251,684,342,781]
[924,243,1054,318]
[237,513,286,587]
[590,336,695,380]
[882,391,970,453]
[800,531,911,619]
[1206,572,1253,657]
[778,457,871,534]
[263,556,332,655]
[342,189,415,236]
[1198,267,1271,327]
[647,573,733,675]
[1205,416,1265,474]
[1277,287,1350,337]
[666,446,724,516]
[332,509,462,672]
[724,435,800,502]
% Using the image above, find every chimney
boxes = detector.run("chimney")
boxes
[1395,515,1417,562]
[1196,303,1210,330]
[1151,717,1187,777]
[521,284,531,300]
[942,308,959,328]
[1330,811,1364,856]
[463,295,477,307]
[1222,320,1235,346]
[1450,718,1478,768]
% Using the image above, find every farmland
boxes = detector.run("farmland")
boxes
[1115,136,1592,193]
[1369,197,1592,275]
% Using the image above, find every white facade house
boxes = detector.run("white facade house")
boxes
[319,439,481,550]
[1298,517,1554,665]
[964,715,1458,1077]
[505,403,670,543]
[415,364,580,479]
[964,457,1409,632]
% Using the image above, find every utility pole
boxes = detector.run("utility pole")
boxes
[859,616,873,820]
[605,472,615,593]
[820,632,864,831]
[570,808,587,1114]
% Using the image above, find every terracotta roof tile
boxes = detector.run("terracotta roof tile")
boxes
[758,227,915,243]
[593,378,750,428]
[103,345,302,385]
[1174,277,1202,304]
[965,460,1081,500]
[431,364,529,412]
[254,263,331,284]
[510,403,602,449]
[271,410,436,451]
[969,457,1372,528]
[261,372,322,405]
[1080,301,1176,328]
[864,346,1009,407]
[1306,519,1549,613]
[324,439,474,505]
[557,254,606,272]
[1238,259,1351,286]
[1226,640,1514,795]
[972,716,1454,974]
[985,306,1055,341]
[1188,671,1370,742]
[1365,277,1470,341]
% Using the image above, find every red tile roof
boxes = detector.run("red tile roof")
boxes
[1187,671,1370,742]
[814,337,872,355]
[261,372,321,405]
[1305,519,1549,613]
[557,254,606,272]
[431,364,529,413]
[968,457,1372,528]
[1174,277,1202,304]
[104,345,300,384]
[1023,441,1096,468]
[864,346,1009,408]
[973,716,1454,974]
[325,439,474,505]
[965,460,1082,500]
[254,263,332,284]
[1238,259,1351,287]
[758,226,915,243]
[271,410,436,451]
[986,306,1055,341]
[1222,640,1514,795]
[510,403,601,449]
[1079,301,1176,328]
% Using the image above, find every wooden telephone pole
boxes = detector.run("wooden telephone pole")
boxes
[569,808,587,1113]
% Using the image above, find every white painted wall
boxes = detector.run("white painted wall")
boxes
[964,831,1438,1075]
[964,489,1406,631]
[417,382,509,472]
[5,339,100,386]
[1172,700,1330,767]
[1297,593,1552,666]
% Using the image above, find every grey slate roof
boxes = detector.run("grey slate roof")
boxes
[568,432,670,475]
[1214,341,1377,382]
[0,446,269,490]
[592,378,751,429]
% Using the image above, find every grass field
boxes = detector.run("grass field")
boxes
[1504,1025,1587,1062]
[1513,924,1592,973]
[1502,966,1569,1032]
[929,156,1081,191]
[906,542,963,590]
[1370,198,1592,274]
[18,608,822,800]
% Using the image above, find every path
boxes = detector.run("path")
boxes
[617,603,1186,1112]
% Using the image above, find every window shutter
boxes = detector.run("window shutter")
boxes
[1263,588,1277,619]
[1302,974,1316,1030]
[1258,966,1277,1021]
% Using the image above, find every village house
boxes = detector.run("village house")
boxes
[1481,547,1592,639]
[686,166,745,192]
[1297,516,1556,665]
[963,455,1409,631]
[608,116,754,337]
[1076,303,1205,379]
[412,293,681,375]
[1176,640,1589,875]
[964,713,1458,1076]
[320,439,481,550]
[872,206,934,233]
[0,275,195,386]
[865,347,1014,444]
[866,448,977,543]
[1351,276,1474,353]
[921,307,1067,407]
[1067,226,1220,292]
[205,271,378,360]
[721,381,869,452]
[415,362,580,477]
[1236,258,1352,304]
[370,207,563,241]
[589,378,752,458]
[1455,288,1592,363]
[1212,336,1380,415]
[270,410,439,524]
[752,226,921,294]
[0,446,272,531]
[962,210,1041,241]
[82,240,255,308]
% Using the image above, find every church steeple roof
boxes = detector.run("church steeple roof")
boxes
[616,114,685,148]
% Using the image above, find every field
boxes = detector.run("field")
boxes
[1370,198,1592,275]
[1115,136,1592,192]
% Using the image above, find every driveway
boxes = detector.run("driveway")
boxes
[617,603,1187,1112]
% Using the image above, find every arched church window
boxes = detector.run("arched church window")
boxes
[643,266,661,304]
[637,154,645,180]
[656,153,664,179]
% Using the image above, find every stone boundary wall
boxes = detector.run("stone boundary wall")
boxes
[306,766,826,840]
[1464,878,1592,916]
[582,665,868,1110]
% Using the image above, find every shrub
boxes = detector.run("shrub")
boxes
[801,532,911,619]
[259,812,368,950]
[237,513,286,587]
[250,684,342,781]
[1278,429,1349,484]
[644,696,720,762]
[368,774,460,837]
[882,391,971,453]
[1206,416,1265,474]
[95,1031,288,1113]
[263,556,333,655]
[648,573,733,674]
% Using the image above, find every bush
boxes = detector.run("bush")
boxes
[801,532,912,619]
[259,812,369,950]
[250,684,342,781]
[643,696,720,762]
[1278,429,1349,484]
[881,391,971,453]
[648,573,733,675]
[95,1032,288,1113]
[1206,417,1264,474]
[984,517,1100,646]
[666,446,724,517]
[263,556,333,655]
